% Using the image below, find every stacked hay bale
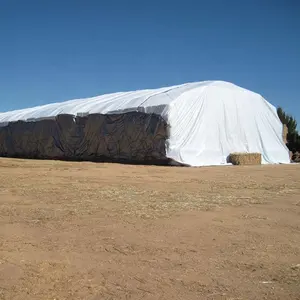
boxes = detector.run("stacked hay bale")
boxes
[292,152,300,163]
[282,124,288,144]
[229,153,262,165]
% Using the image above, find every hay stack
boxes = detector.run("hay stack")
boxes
[229,152,262,165]
[292,152,300,163]
[282,124,288,144]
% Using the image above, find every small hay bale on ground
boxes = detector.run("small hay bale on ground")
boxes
[229,153,262,165]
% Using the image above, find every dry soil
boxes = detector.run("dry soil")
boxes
[0,158,300,300]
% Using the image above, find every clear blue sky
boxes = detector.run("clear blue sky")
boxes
[0,0,299,123]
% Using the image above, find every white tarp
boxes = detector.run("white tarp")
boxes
[0,81,290,166]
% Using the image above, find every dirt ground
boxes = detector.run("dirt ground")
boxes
[0,158,299,300]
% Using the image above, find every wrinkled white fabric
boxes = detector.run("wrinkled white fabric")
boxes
[0,81,290,166]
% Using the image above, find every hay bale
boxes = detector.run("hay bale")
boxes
[282,124,288,144]
[229,152,262,165]
[292,152,300,163]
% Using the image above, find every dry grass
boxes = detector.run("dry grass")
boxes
[0,158,300,300]
[229,152,262,165]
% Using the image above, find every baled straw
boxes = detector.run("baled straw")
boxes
[229,153,262,165]
[282,124,288,144]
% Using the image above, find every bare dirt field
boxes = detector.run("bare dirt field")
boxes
[0,158,299,300]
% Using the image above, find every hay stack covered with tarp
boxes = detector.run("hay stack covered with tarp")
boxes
[0,81,291,166]
[229,153,262,165]
[0,112,169,164]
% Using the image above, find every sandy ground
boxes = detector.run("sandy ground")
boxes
[0,158,299,300]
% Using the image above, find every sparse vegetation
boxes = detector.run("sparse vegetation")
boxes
[0,158,300,299]
[277,107,300,152]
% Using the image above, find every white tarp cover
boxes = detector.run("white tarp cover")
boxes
[0,81,290,166]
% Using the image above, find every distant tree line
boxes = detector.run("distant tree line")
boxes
[277,107,300,152]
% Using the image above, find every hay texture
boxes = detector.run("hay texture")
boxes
[282,124,288,144]
[229,153,262,165]
[292,152,300,163]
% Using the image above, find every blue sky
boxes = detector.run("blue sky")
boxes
[0,0,299,123]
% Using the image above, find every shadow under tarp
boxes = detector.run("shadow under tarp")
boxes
[0,112,170,164]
